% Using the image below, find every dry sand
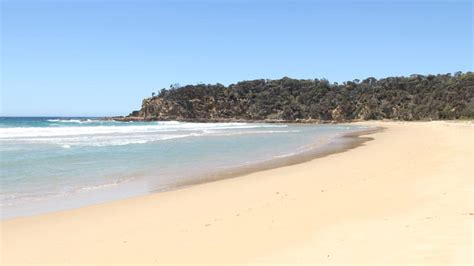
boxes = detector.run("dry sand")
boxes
[1,121,473,265]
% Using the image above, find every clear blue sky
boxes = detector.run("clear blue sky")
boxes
[1,0,472,116]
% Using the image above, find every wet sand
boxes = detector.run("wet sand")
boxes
[1,121,472,264]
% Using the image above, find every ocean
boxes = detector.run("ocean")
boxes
[0,117,371,219]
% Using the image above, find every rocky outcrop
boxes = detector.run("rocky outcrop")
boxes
[117,72,474,122]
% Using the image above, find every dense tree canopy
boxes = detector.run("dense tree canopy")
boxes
[126,72,474,122]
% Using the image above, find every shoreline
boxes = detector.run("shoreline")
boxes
[1,124,379,220]
[149,125,383,194]
[1,121,472,264]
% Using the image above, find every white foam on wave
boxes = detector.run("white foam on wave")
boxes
[47,118,98,124]
[48,119,84,124]
[273,152,298,158]
[75,180,125,192]
[53,130,297,148]
[4,128,299,148]
[0,121,295,148]
[0,122,287,139]
[32,133,203,148]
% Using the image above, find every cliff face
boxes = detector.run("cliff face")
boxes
[125,73,474,122]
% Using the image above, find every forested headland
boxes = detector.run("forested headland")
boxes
[120,72,474,122]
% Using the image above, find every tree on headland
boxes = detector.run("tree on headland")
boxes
[157,88,166,97]
[170,83,181,90]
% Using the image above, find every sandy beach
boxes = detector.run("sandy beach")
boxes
[1,121,472,264]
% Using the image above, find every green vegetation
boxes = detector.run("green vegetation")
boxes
[127,72,474,122]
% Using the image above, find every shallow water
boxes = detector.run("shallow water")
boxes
[0,117,371,219]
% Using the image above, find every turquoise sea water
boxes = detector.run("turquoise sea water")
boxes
[0,117,371,219]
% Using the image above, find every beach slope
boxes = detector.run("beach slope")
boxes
[1,121,472,264]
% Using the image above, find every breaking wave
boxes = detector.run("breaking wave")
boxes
[0,121,291,148]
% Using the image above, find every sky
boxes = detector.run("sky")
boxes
[1,0,472,117]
